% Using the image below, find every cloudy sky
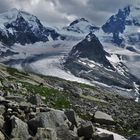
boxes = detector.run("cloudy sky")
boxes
[0,0,139,27]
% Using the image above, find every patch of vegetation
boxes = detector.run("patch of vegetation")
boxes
[22,82,71,109]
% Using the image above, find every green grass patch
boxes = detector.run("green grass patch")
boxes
[22,82,71,109]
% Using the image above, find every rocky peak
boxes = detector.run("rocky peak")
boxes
[69,18,89,26]
[67,32,113,68]
[0,8,64,46]
[102,5,140,45]
[63,18,99,34]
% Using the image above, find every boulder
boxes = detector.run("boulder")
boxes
[35,128,57,140]
[28,110,70,135]
[57,125,78,140]
[0,131,5,140]
[0,115,4,128]
[27,94,43,105]
[93,133,114,140]
[10,116,31,140]
[77,121,95,139]
[64,109,77,127]
[0,105,5,115]
[93,111,115,125]
[0,96,5,102]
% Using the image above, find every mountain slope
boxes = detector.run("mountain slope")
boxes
[63,18,99,34]
[64,32,140,91]
[0,8,64,46]
[102,5,140,47]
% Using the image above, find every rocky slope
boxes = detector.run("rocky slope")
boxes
[0,64,140,140]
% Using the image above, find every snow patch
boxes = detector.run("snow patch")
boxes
[97,128,127,140]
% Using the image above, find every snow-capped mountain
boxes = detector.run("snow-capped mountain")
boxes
[0,8,64,46]
[63,18,99,34]
[64,32,139,91]
[66,32,113,69]
[102,5,140,48]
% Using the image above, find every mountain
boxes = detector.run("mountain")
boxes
[64,32,140,90]
[0,8,64,46]
[63,18,99,34]
[102,5,140,47]
[66,32,113,68]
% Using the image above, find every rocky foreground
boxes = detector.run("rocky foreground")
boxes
[0,64,140,140]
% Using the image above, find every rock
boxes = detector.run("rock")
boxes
[0,131,5,140]
[0,91,4,96]
[93,111,115,125]
[28,110,70,135]
[0,115,4,128]
[27,94,43,105]
[5,95,25,103]
[64,109,77,127]
[77,121,95,139]
[0,81,3,87]
[10,116,31,140]
[35,128,57,140]
[93,133,114,140]
[0,105,5,115]
[57,125,78,140]
[129,136,140,140]
[0,96,6,102]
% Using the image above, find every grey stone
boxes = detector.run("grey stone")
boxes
[27,94,43,105]
[0,96,5,102]
[35,128,57,140]
[0,131,5,140]
[28,110,70,135]
[77,121,95,139]
[10,116,31,140]
[57,125,78,140]
[0,115,4,128]
[0,105,5,115]
[64,109,77,127]
[93,111,115,125]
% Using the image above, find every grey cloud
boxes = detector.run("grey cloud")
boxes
[0,0,139,27]
[0,0,12,13]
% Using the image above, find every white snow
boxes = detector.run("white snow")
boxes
[63,18,98,34]
[28,56,93,86]
[106,54,120,64]
[97,128,127,140]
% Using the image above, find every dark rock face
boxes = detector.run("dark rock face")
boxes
[66,32,113,69]
[64,32,139,89]
[102,6,130,45]
[0,9,64,46]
